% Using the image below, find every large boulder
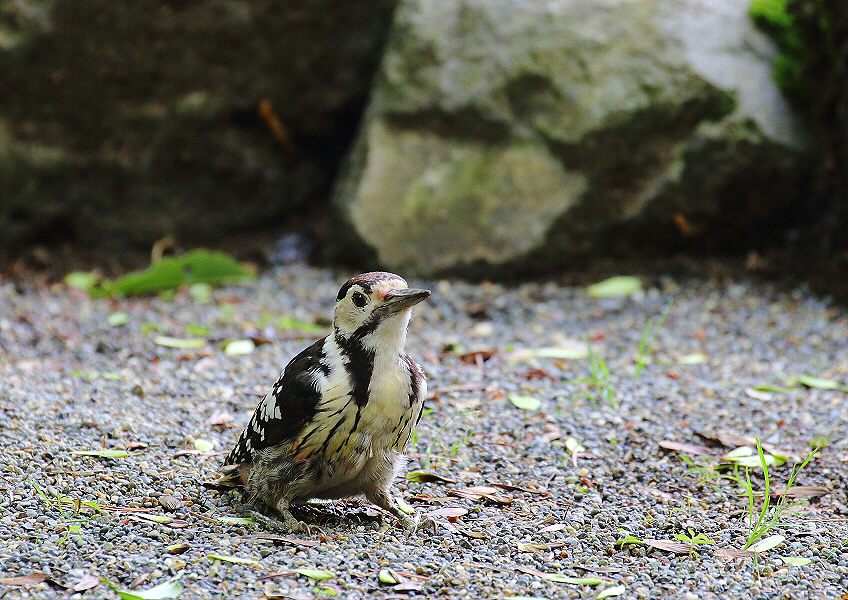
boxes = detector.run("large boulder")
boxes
[0,0,397,265]
[330,0,811,276]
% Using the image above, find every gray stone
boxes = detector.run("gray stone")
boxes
[331,0,810,276]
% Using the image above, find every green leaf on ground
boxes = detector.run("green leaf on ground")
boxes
[516,566,602,584]
[206,554,260,565]
[223,339,255,355]
[749,535,785,553]
[396,496,414,515]
[406,472,457,484]
[185,324,211,337]
[509,395,541,410]
[678,353,707,365]
[71,450,130,458]
[104,578,183,600]
[779,556,811,566]
[153,336,205,349]
[132,513,173,525]
[275,316,326,334]
[188,283,213,304]
[193,439,215,452]
[216,516,255,526]
[105,250,252,297]
[586,276,642,298]
[66,272,99,291]
[293,568,335,580]
[795,375,841,390]
[108,312,130,327]
[378,569,400,584]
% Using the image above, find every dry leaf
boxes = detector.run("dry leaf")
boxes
[771,486,829,498]
[490,482,550,496]
[715,547,755,561]
[207,410,234,427]
[458,349,497,364]
[72,575,100,592]
[426,507,468,519]
[657,440,714,456]
[0,573,49,585]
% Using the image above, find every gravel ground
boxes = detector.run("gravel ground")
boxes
[1,264,847,600]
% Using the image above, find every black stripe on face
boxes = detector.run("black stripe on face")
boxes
[335,333,375,408]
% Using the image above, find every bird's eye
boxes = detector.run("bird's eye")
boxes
[352,291,368,308]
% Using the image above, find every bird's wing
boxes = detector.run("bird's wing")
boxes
[224,337,327,465]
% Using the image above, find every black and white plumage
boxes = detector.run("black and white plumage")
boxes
[216,272,430,532]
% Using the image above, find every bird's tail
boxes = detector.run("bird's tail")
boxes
[201,464,244,490]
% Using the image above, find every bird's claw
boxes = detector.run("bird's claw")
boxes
[400,512,436,536]
[236,503,308,534]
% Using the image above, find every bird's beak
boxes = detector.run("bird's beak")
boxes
[381,288,431,314]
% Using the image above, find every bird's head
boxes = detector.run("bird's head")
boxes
[333,272,430,346]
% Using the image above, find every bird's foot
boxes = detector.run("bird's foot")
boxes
[236,503,308,534]
[397,512,437,536]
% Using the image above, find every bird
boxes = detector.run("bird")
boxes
[212,271,431,532]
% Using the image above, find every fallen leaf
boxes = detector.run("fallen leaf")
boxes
[193,439,215,452]
[223,339,255,356]
[207,554,260,565]
[216,516,255,526]
[744,387,774,402]
[490,482,550,496]
[126,441,148,451]
[715,547,755,561]
[104,578,183,600]
[108,312,130,327]
[795,375,841,390]
[72,575,100,592]
[129,513,173,525]
[515,566,603,585]
[167,543,190,554]
[506,344,589,361]
[406,472,457,484]
[657,440,714,456]
[771,485,828,498]
[779,556,811,567]
[426,507,468,519]
[539,523,568,533]
[292,568,334,580]
[71,450,131,458]
[206,410,234,427]
[458,349,497,364]
[378,569,400,584]
[748,535,785,553]
[508,395,541,410]
[0,573,49,585]
[677,353,707,365]
[586,276,642,298]
[597,584,626,599]
[153,336,205,349]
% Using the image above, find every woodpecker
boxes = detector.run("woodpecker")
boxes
[214,272,430,532]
